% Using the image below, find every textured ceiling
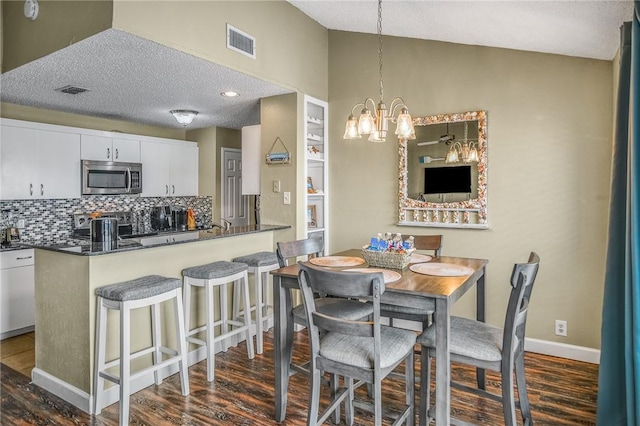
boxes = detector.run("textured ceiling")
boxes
[289,0,635,61]
[0,29,293,130]
[1,2,634,131]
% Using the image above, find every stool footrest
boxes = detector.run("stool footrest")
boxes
[99,355,186,385]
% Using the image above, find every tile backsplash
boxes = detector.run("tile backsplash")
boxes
[0,195,212,245]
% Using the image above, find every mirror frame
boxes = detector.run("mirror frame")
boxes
[398,110,488,229]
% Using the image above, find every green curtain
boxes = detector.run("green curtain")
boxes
[597,3,640,425]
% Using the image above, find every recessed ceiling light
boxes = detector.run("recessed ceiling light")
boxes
[221,91,240,97]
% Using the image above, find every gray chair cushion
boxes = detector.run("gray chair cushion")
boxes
[418,316,506,362]
[320,326,417,369]
[233,251,278,267]
[96,275,181,302]
[293,298,374,324]
[182,261,247,280]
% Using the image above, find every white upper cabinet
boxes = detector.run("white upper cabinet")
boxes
[81,134,140,162]
[141,140,198,197]
[1,125,80,200]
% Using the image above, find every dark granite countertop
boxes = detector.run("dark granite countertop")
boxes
[32,224,290,256]
[0,242,34,253]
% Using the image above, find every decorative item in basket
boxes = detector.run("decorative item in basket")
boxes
[362,232,416,269]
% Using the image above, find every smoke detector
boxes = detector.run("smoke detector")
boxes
[24,0,39,20]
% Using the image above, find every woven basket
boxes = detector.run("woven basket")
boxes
[361,246,414,270]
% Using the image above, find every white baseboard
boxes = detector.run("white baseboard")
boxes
[30,319,269,415]
[524,337,600,364]
[32,368,92,413]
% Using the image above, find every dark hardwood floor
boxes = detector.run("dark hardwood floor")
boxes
[1,329,598,425]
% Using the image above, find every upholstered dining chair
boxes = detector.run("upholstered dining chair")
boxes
[276,238,374,370]
[418,252,540,426]
[380,234,443,329]
[298,262,416,426]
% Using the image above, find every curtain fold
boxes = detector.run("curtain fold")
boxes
[597,2,640,425]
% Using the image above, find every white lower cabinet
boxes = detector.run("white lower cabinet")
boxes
[1,125,81,200]
[0,249,35,338]
[141,140,198,197]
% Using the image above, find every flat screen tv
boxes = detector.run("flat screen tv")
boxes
[424,166,472,194]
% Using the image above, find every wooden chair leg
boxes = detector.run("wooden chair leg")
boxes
[501,360,517,426]
[419,349,432,426]
[405,351,415,426]
[515,351,532,423]
[330,373,340,424]
[374,377,383,426]
[308,369,322,426]
[345,377,354,426]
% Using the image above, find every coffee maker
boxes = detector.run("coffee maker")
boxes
[172,207,188,232]
[151,205,172,231]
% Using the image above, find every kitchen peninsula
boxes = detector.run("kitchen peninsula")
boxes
[32,224,289,414]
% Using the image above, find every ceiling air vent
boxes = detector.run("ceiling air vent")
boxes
[55,85,90,95]
[227,24,256,59]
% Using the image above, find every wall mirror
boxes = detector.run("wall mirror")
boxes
[398,110,488,228]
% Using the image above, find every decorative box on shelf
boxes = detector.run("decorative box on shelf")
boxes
[361,245,415,270]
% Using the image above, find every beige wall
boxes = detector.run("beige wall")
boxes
[329,31,613,349]
[112,0,328,100]
[2,0,113,72]
[259,93,302,244]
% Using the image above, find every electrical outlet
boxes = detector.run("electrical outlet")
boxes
[555,320,567,337]
[283,192,291,205]
[16,219,26,229]
[273,180,281,193]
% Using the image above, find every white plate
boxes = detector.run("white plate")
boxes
[342,268,402,283]
[409,262,473,277]
[309,256,365,267]
[409,253,433,264]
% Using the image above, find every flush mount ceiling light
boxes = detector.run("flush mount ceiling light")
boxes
[343,0,414,143]
[221,91,240,97]
[170,110,198,126]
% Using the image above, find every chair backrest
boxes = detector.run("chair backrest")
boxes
[298,262,385,344]
[502,252,540,361]
[276,237,324,267]
[401,234,443,257]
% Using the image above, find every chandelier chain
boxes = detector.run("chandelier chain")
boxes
[378,0,384,102]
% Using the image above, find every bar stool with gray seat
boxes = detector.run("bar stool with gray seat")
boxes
[182,260,254,382]
[231,251,279,354]
[93,275,190,426]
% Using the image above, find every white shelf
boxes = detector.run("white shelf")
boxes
[304,96,329,252]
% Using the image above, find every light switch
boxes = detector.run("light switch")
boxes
[273,180,281,193]
[283,192,291,205]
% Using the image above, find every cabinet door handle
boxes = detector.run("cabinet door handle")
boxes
[115,148,119,159]
[107,147,111,159]
[16,256,33,260]
[29,183,33,196]
[165,185,169,194]
[172,185,175,194]
[40,184,44,196]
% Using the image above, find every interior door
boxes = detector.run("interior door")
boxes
[222,148,249,227]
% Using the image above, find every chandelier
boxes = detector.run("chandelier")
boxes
[343,0,414,143]
[445,121,479,163]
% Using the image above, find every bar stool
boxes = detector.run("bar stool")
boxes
[182,261,255,382]
[232,251,279,354]
[93,275,190,426]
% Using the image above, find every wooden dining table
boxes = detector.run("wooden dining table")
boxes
[270,248,488,425]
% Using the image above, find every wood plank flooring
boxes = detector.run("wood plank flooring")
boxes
[1,330,598,425]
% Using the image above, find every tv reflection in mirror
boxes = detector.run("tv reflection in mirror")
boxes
[424,166,471,194]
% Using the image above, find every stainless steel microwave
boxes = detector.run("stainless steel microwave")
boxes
[81,160,142,195]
